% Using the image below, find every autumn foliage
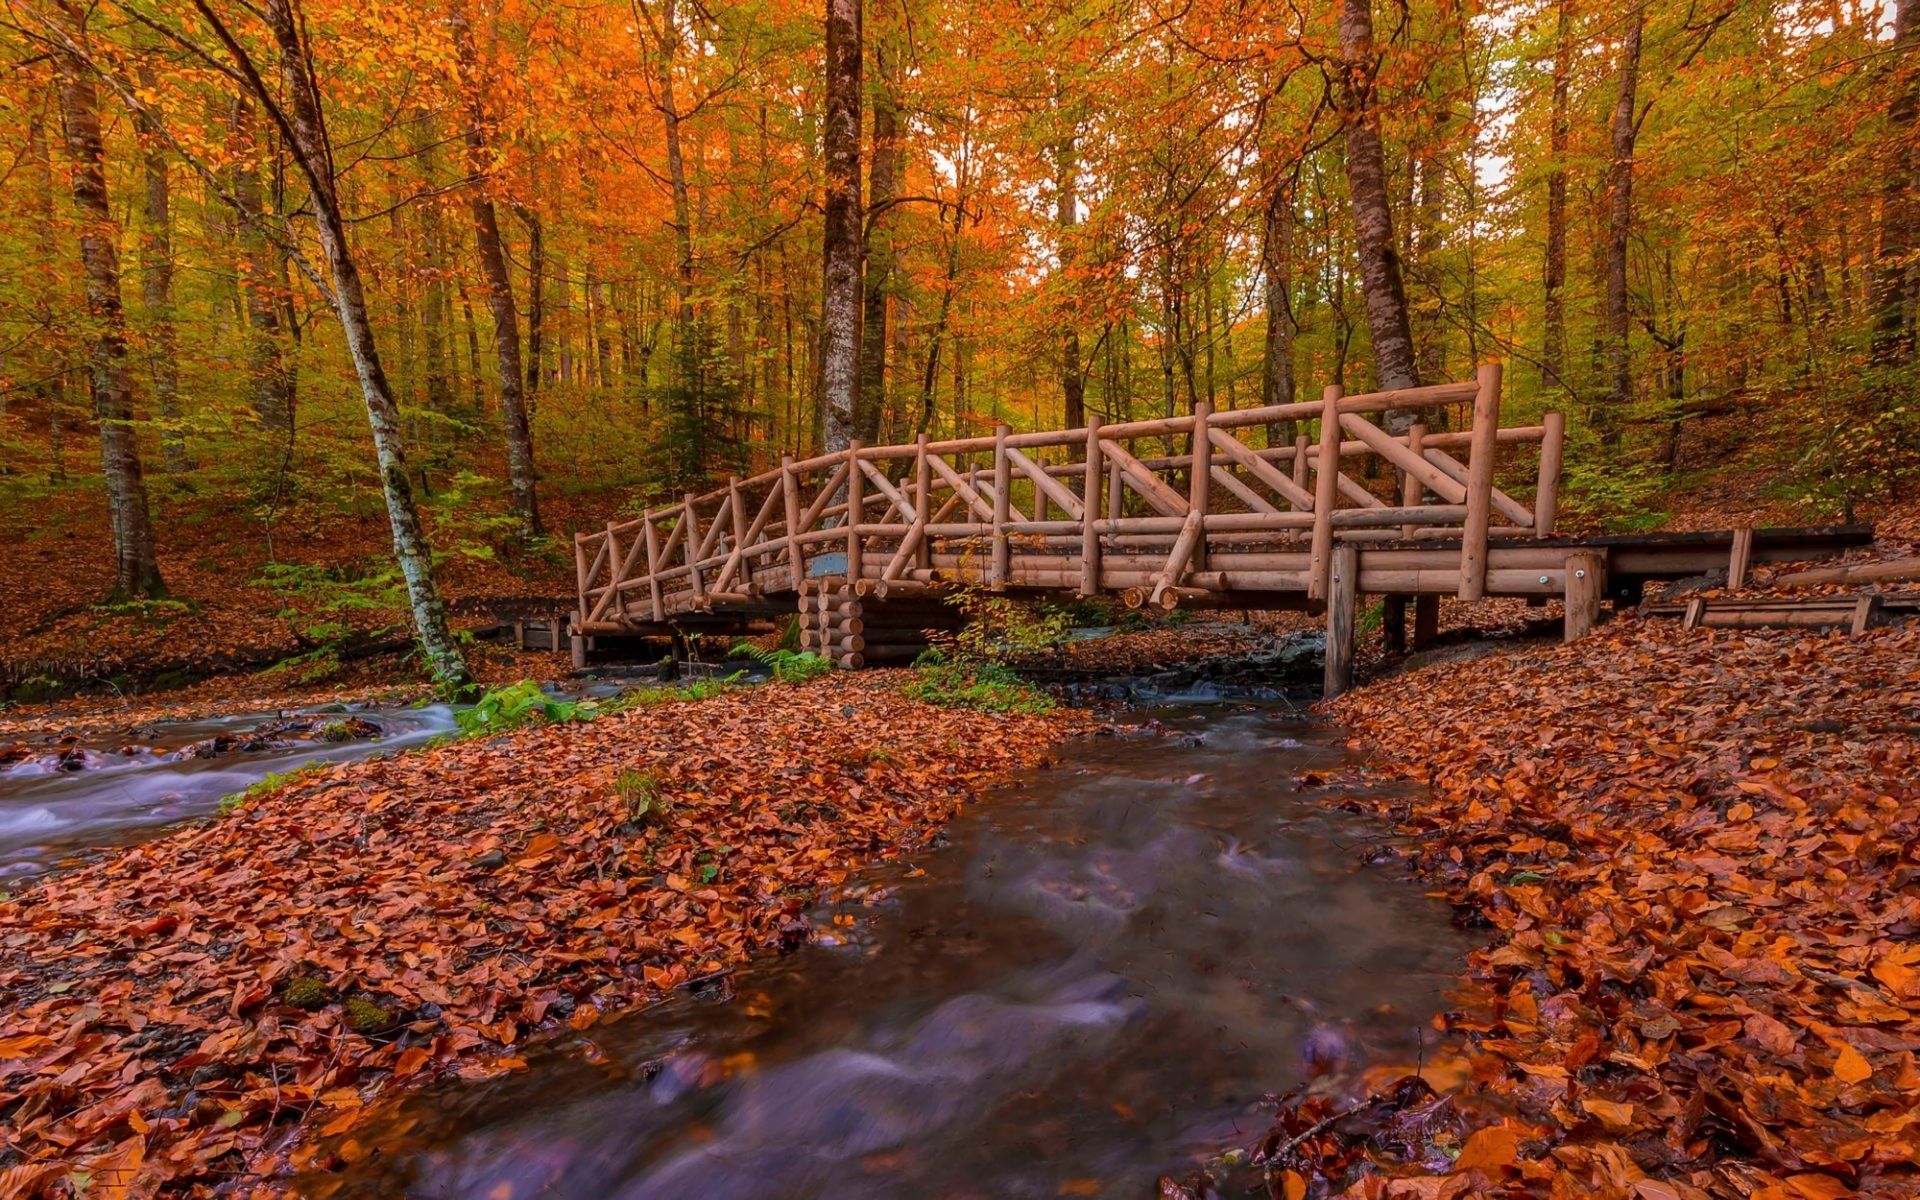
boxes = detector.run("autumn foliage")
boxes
[1299,618,1920,1197]
[0,675,1080,1195]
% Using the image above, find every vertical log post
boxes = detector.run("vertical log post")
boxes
[1309,384,1344,599]
[781,457,804,588]
[991,423,1011,588]
[573,533,591,627]
[1728,526,1754,590]
[1400,423,1426,540]
[1324,542,1360,697]
[683,494,707,605]
[643,515,665,621]
[845,442,864,582]
[1081,417,1103,596]
[727,475,748,585]
[598,521,626,624]
[1413,593,1439,649]
[1108,454,1124,521]
[914,434,932,573]
[1564,550,1602,643]
[1188,400,1212,572]
[1291,433,1312,504]
[1535,410,1565,537]
[1458,361,1503,601]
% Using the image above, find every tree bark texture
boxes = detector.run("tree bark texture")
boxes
[1873,0,1920,364]
[229,97,297,433]
[1543,0,1572,390]
[1604,6,1643,432]
[818,0,863,453]
[452,1,542,537]
[56,18,165,600]
[856,36,899,442]
[1336,0,1422,428]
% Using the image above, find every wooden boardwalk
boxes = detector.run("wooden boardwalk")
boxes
[574,365,1870,694]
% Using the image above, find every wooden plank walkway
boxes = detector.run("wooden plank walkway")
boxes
[573,364,1872,694]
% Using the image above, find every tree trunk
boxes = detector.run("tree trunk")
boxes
[452,1,541,538]
[1058,132,1086,428]
[1873,0,1920,365]
[259,0,468,690]
[1604,6,1644,437]
[135,65,186,474]
[1543,0,1572,390]
[1261,174,1297,441]
[856,36,899,442]
[229,97,297,433]
[55,19,165,600]
[1336,0,1421,428]
[26,90,69,486]
[818,0,863,453]
[518,204,544,406]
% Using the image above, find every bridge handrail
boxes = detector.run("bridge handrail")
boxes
[575,363,1564,630]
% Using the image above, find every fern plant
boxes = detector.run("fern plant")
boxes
[729,643,833,682]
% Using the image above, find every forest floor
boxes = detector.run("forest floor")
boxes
[1224,510,1920,1200]
[0,673,1083,1196]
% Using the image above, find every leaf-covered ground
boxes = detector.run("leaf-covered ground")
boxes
[1275,616,1920,1198]
[0,674,1083,1197]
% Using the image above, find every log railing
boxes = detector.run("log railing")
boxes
[576,363,1564,632]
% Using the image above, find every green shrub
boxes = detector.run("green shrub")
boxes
[902,656,1054,714]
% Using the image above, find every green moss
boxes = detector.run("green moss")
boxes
[282,975,331,1010]
[343,997,395,1033]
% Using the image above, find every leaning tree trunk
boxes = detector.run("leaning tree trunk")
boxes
[262,0,468,690]
[1873,0,1920,365]
[452,2,541,538]
[818,0,863,453]
[1543,0,1573,390]
[135,65,186,474]
[856,36,899,443]
[1336,0,1422,430]
[1604,5,1644,441]
[55,25,165,600]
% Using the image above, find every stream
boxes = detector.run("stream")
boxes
[302,706,1472,1198]
[0,702,463,884]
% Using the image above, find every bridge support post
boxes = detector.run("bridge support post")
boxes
[1564,551,1603,643]
[1412,594,1440,650]
[1381,594,1408,657]
[1324,543,1360,698]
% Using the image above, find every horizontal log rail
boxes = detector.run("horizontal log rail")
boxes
[576,363,1565,630]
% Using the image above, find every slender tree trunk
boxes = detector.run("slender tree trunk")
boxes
[55,18,165,600]
[1873,0,1920,365]
[418,128,454,423]
[518,204,544,406]
[27,91,69,486]
[1414,108,1448,384]
[1336,0,1422,429]
[257,0,468,689]
[1604,6,1644,438]
[856,36,899,442]
[1261,174,1297,442]
[230,98,297,433]
[452,2,541,537]
[134,66,186,474]
[818,0,863,452]
[1543,0,1573,390]
[1057,132,1085,428]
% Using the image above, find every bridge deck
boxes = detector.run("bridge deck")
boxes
[573,364,1870,693]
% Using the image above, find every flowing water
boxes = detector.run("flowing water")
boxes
[307,706,1473,1199]
[0,703,462,883]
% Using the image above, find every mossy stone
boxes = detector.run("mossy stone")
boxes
[343,997,395,1033]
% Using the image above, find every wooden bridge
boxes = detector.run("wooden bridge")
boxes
[573,364,1870,694]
